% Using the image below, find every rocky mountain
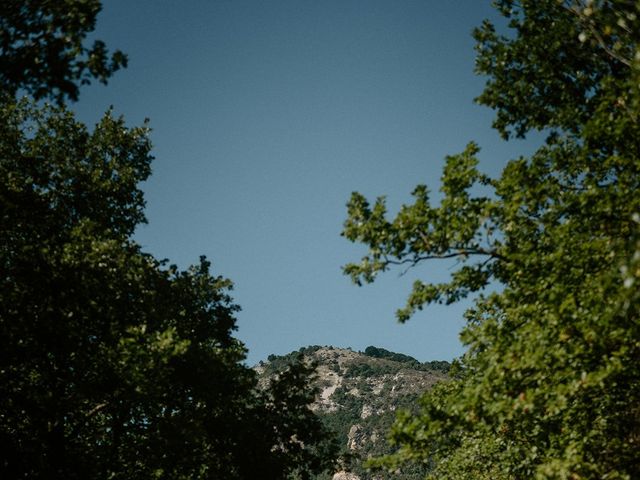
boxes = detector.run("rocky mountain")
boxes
[256,346,450,480]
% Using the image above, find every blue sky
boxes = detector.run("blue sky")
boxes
[75,1,539,365]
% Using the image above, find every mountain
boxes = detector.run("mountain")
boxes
[256,346,451,480]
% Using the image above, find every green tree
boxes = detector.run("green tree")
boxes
[343,1,640,478]
[0,94,337,480]
[0,2,337,478]
[0,0,127,103]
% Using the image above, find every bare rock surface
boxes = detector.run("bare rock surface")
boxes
[332,472,361,480]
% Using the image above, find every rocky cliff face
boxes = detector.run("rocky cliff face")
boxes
[257,346,450,480]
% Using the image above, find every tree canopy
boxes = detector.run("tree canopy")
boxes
[0,2,337,478]
[343,1,640,478]
[0,0,127,103]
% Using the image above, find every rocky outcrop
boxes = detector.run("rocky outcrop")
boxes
[257,346,450,479]
[333,472,361,480]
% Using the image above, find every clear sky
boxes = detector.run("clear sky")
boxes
[74,0,539,365]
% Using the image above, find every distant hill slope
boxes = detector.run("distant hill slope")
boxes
[256,346,450,480]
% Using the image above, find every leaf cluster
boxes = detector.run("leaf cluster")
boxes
[0,0,127,103]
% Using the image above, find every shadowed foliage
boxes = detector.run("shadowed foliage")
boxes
[0,0,127,103]
[0,2,338,478]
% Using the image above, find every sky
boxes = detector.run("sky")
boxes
[74,0,540,365]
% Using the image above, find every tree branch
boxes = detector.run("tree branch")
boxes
[86,402,109,418]
[562,1,633,68]
[385,248,506,272]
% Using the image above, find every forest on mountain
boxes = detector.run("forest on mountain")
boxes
[258,346,450,480]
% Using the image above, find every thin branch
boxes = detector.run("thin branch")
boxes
[86,402,109,418]
[67,401,110,440]
[385,248,507,270]
[562,2,633,68]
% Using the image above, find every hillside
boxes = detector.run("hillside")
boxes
[256,346,450,480]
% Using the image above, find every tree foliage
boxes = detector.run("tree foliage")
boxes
[344,1,640,478]
[363,346,450,374]
[0,0,127,103]
[0,2,337,478]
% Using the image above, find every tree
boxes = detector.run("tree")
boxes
[0,2,337,478]
[0,95,337,480]
[343,1,640,478]
[0,0,127,103]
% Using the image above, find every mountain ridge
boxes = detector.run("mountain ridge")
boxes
[257,345,451,480]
